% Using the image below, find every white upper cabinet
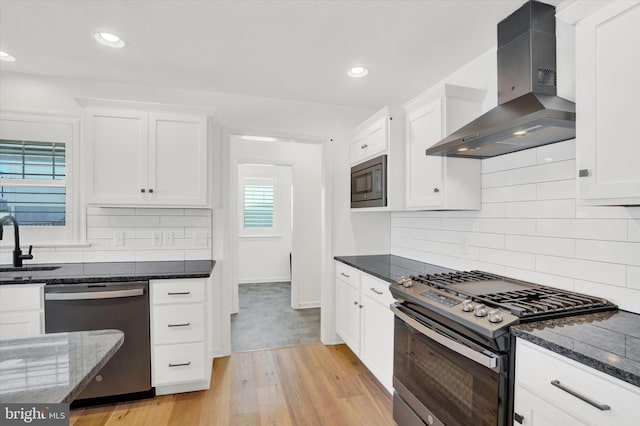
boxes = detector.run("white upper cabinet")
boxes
[85,108,209,207]
[350,109,391,166]
[568,1,640,205]
[404,84,485,210]
[350,106,405,211]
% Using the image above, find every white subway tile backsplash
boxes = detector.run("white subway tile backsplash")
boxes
[628,266,640,290]
[482,149,537,173]
[629,219,640,242]
[536,255,626,287]
[391,140,638,313]
[86,215,110,227]
[574,279,640,313]
[505,160,575,186]
[482,184,536,203]
[160,216,211,227]
[482,171,506,189]
[478,248,535,270]
[575,240,640,266]
[480,218,536,235]
[537,218,627,241]
[536,179,576,200]
[536,139,576,164]
[110,215,160,227]
[135,208,185,216]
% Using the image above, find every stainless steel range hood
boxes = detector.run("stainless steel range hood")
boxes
[425,0,575,158]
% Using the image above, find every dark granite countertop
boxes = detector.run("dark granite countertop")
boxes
[512,310,640,388]
[0,260,215,285]
[0,330,124,403]
[334,254,454,283]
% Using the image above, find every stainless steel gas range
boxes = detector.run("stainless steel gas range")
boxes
[389,270,617,426]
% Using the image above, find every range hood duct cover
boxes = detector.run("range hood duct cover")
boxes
[425,0,575,158]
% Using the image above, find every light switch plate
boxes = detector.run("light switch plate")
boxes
[163,231,174,246]
[113,232,124,246]
[152,231,163,246]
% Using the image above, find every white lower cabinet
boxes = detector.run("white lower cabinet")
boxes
[335,261,394,393]
[514,338,640,426]
[0,284,44,339]
[150,278,210,394]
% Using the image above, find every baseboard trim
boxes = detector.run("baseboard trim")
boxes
[294,300,321,309]
[237,277,291,285]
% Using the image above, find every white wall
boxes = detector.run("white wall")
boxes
[230,136,323,310]
[237,164,293,284]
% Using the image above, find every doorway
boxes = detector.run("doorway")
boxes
[228,136,323,352]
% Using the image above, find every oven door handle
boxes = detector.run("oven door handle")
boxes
[392,305,499,370]
[45,288,144,300]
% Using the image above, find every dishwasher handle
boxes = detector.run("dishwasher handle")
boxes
[45,288,144,301]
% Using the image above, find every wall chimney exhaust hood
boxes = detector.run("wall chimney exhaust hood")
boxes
[425,0,575,159]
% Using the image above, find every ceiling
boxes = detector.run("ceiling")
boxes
[0,0,557,110]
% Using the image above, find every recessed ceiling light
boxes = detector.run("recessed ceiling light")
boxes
[457,147,469,152]
[513,130,527,136]
[347,66,368,78]
[94,32,126,48]
[0,51,16,62]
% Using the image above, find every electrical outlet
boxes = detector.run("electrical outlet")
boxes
[193,232,208,247]
[163,231,174,246]
[152,231,163,246]
[113,232,124,246]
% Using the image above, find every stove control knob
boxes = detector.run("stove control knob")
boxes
[461,300,475,312]
[488,310,504,323]
[400,278,414,288]
[474,304,488,317]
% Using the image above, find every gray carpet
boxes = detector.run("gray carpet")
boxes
[230,282,321,352]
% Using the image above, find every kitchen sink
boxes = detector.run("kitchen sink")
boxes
[0,266,61,273]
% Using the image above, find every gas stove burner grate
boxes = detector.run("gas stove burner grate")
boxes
[478,287,611,318]
[412,270,504,287]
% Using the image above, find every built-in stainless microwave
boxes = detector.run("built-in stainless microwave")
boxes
[351,154,387,208]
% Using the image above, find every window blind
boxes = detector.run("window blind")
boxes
[0,140,67,226]
[243,184,274,228]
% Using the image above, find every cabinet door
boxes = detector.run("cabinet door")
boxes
[514,385,584,426]
[405,100,444,208]
[360,292,394,393]
[149,113,208,206]
[365,116,388,158]
[335,278,361,355]
[0,311,43,338]
[351,132,367,165]
[86,110,148,204]
[577,2,640,205]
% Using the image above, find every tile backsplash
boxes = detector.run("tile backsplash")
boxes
[390,140,640,313]
[0,207,212,264]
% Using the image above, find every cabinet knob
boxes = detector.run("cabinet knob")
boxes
[353,301,358,305]
[361,144,368,149]
[149,188,154,193]
[433,188,440,193]
[141,188,146,193]
[579,169,590,177]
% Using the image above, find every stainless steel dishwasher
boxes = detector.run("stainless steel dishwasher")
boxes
[44,281,153,406]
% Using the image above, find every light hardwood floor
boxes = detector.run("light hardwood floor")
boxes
[70,343,394,426]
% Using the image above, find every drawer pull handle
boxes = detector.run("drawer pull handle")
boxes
[340,272,350,278]
[168,322,191,328]
[168,361,191,367]
[370,287,383,295]
[168,291,191,295]
[550,380,611,411]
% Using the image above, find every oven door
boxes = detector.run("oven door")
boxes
[392,304,509,426]
[351,155,386,208]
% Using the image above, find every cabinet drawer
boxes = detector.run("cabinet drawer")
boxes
[152,279,205,304]
[361,274,393,308]
[0,311,43,339]
[153,304,205,344]
[0,284,43,312]
[335,262,360,289]
[516,339,639,425]
[153,342,206,385]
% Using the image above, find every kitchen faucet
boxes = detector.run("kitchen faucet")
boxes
[0,215,34,267]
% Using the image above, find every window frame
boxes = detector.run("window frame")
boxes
[0,111,82,245]
[239,176,278,237]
